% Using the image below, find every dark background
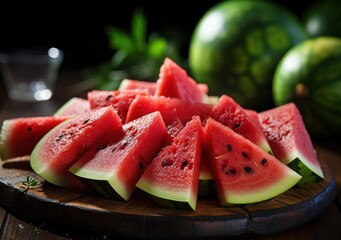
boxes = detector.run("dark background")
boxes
[0,1,307,70]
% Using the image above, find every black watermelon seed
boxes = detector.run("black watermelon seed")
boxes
[139,161,144,170]
[226,144,233,152]
[181,160,189,169]
[96,145,107,151]
[56,134,65,142]
[229,168,237,175]
[162,159,173,167]
[27,127,32,132]
[234,122,241,129]
[241,152,249,159]
[261,158,267,165]
[83,119,90,124]
[244,167,253,174]
[106,95,113,101]
[222,164,237,175]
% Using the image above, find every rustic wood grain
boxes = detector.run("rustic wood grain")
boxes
[0,214,70,240]
[0,207,6,229]
[315,144,341,209]
[0,155,336,239]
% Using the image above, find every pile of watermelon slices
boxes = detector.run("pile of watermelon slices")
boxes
[0,57,324,210]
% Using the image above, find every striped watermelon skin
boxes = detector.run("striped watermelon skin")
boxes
[189,0,307,110]
[273,37,341,138]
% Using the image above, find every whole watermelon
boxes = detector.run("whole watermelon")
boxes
[273,36,341,139]
[189,0,308,110]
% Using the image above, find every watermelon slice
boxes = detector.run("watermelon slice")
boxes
[69,111,168,201]
[155,57,209,103]
[126,95,213,126]
[204,117,302,205]
[87,89,149,123]
[118,78,210,95]
[258,102,324,186]
[30,106,124,188]
[0,115,70,160]
[210,95,272,153]
[118,79,156,95]
[54,97,90,117]
[136,116,203,210]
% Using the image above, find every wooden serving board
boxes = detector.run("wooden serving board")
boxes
[0,156,336,239]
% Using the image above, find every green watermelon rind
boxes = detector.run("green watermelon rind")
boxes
[204,118,302,206]
[224,169,301,205]
[70,152,128,200]
[0,120,11,160]
[286,149,324,186]
[136,116,203,210]
[30,118,80,187]
[284,149,324,177]
[0,116,71,160]
[71,167,131,201]
[136,179,197,210]
[70,158,118,181]
[258,103,324,186]
[70,111,168,201]
[53,97,89,117]
[30,107,123,188]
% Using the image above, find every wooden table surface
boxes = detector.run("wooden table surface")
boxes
[0,70,340,240]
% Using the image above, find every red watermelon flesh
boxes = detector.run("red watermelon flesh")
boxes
[88,89,149,123]
[119,78,209,95]
[30,106,124,188]
[245,109,263,131]
[69,111,168,201]
[126,95,213,126]
[204,117,302,205]
[54,97,90,117]
[210,95,272,153]
[136,116,203,210]
[164,117,184,146]
[258,102,324,184]
[155,57,209,103]
[118,79,156,95]
[0,116,70,160]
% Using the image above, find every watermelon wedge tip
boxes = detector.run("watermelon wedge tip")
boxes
[136,116,204,210]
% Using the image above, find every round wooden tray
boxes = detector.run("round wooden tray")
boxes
[0,156,336,239]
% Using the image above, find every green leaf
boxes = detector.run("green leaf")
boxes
[106,26,134,53]
[73,7,186,93]
[131,8,147,52]
[22,176,38,187]
[147,36,167,59]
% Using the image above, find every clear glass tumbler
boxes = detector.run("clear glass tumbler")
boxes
[0,47,64,101]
